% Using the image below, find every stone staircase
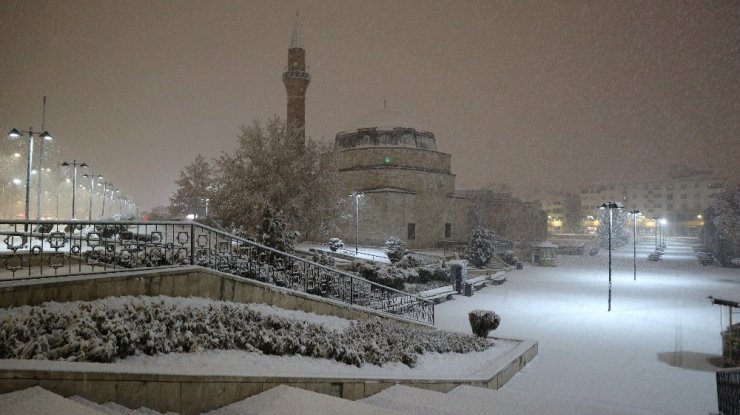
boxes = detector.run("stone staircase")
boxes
[205,383,644,415]
[0,386,174,415]
[1,383,648,415]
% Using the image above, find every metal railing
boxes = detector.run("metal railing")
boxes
[0,220,434,324]
[718,369,740,415]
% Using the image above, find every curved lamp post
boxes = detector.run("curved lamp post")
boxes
[7,128,53,224]
[61,160,87,220]
[600,201,623,312]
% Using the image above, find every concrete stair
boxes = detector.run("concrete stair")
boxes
[360,384,648,415]
[0,386,173,415]
[2,383,649,414]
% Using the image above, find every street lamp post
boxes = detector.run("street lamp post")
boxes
[100,181,109,218]
[653,216,660,251]
[352,192,363,255]
[61,160,87,220]
[660,218,667,247]
[82,172,102,221]
[630,209,640,281]
[601,201,624,312]
[7,128,53,226]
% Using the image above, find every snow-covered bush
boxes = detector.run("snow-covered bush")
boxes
[312,251,335,267]
[385,237,407,263]
[396,255,421,269]
[464,226,496,267]
[0,296,491,368]
[350,262,406,290]
[410,266,449,284]
[468,310,501,338]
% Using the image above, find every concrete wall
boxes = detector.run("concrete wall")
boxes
[335,191,470,249]
[0,339,537,415]
[337,147,452,174]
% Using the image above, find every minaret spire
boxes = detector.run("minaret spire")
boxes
[290,8,300,48]
[283,10,311,143]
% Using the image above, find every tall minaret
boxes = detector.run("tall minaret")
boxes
[282,11,311,142]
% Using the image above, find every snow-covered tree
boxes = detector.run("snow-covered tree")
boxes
[465,226,496,267]
[210,117,341,239]
[702,185,740,265]
[385,236,407,263]
[597,208,628,249]
[168,154,213,219]
[255,206,298,253]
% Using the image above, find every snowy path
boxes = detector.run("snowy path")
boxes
[434,237,734,414]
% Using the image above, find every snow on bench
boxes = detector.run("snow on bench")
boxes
[467,271,508,290]
[419,286,456,304]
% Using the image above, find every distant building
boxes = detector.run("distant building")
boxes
[579,171,728,235]
[539,193,581,234]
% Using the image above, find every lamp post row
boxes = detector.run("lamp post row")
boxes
[7,128,136,221]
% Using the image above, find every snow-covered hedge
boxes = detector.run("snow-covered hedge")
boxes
[350,261,450,291]
[0,296,490,368]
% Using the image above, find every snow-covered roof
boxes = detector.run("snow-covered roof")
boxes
[343,108,423,132]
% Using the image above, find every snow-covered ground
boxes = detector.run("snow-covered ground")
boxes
[2,236,737,414]
[297,242,391,264]
[434,237,736,414]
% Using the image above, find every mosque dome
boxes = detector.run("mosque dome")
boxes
[345,108,421,131]
[335,107,437,151]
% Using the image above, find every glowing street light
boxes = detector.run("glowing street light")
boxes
[7,128,53,224]
[61,160,87,220]
[600,201,623,312]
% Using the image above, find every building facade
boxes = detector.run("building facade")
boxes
[579,172,728,235]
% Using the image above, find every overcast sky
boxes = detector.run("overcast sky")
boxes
[1,0,738,211]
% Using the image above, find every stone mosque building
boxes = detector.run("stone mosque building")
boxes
[333,108,472,248]
[282,20,546,249]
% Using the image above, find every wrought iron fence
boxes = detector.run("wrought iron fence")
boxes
[0,220,434,324]
[718,369,740,415]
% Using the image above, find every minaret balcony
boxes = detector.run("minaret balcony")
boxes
[282,70,311,82]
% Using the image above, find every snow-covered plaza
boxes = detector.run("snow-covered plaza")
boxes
[433,236,736,414]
